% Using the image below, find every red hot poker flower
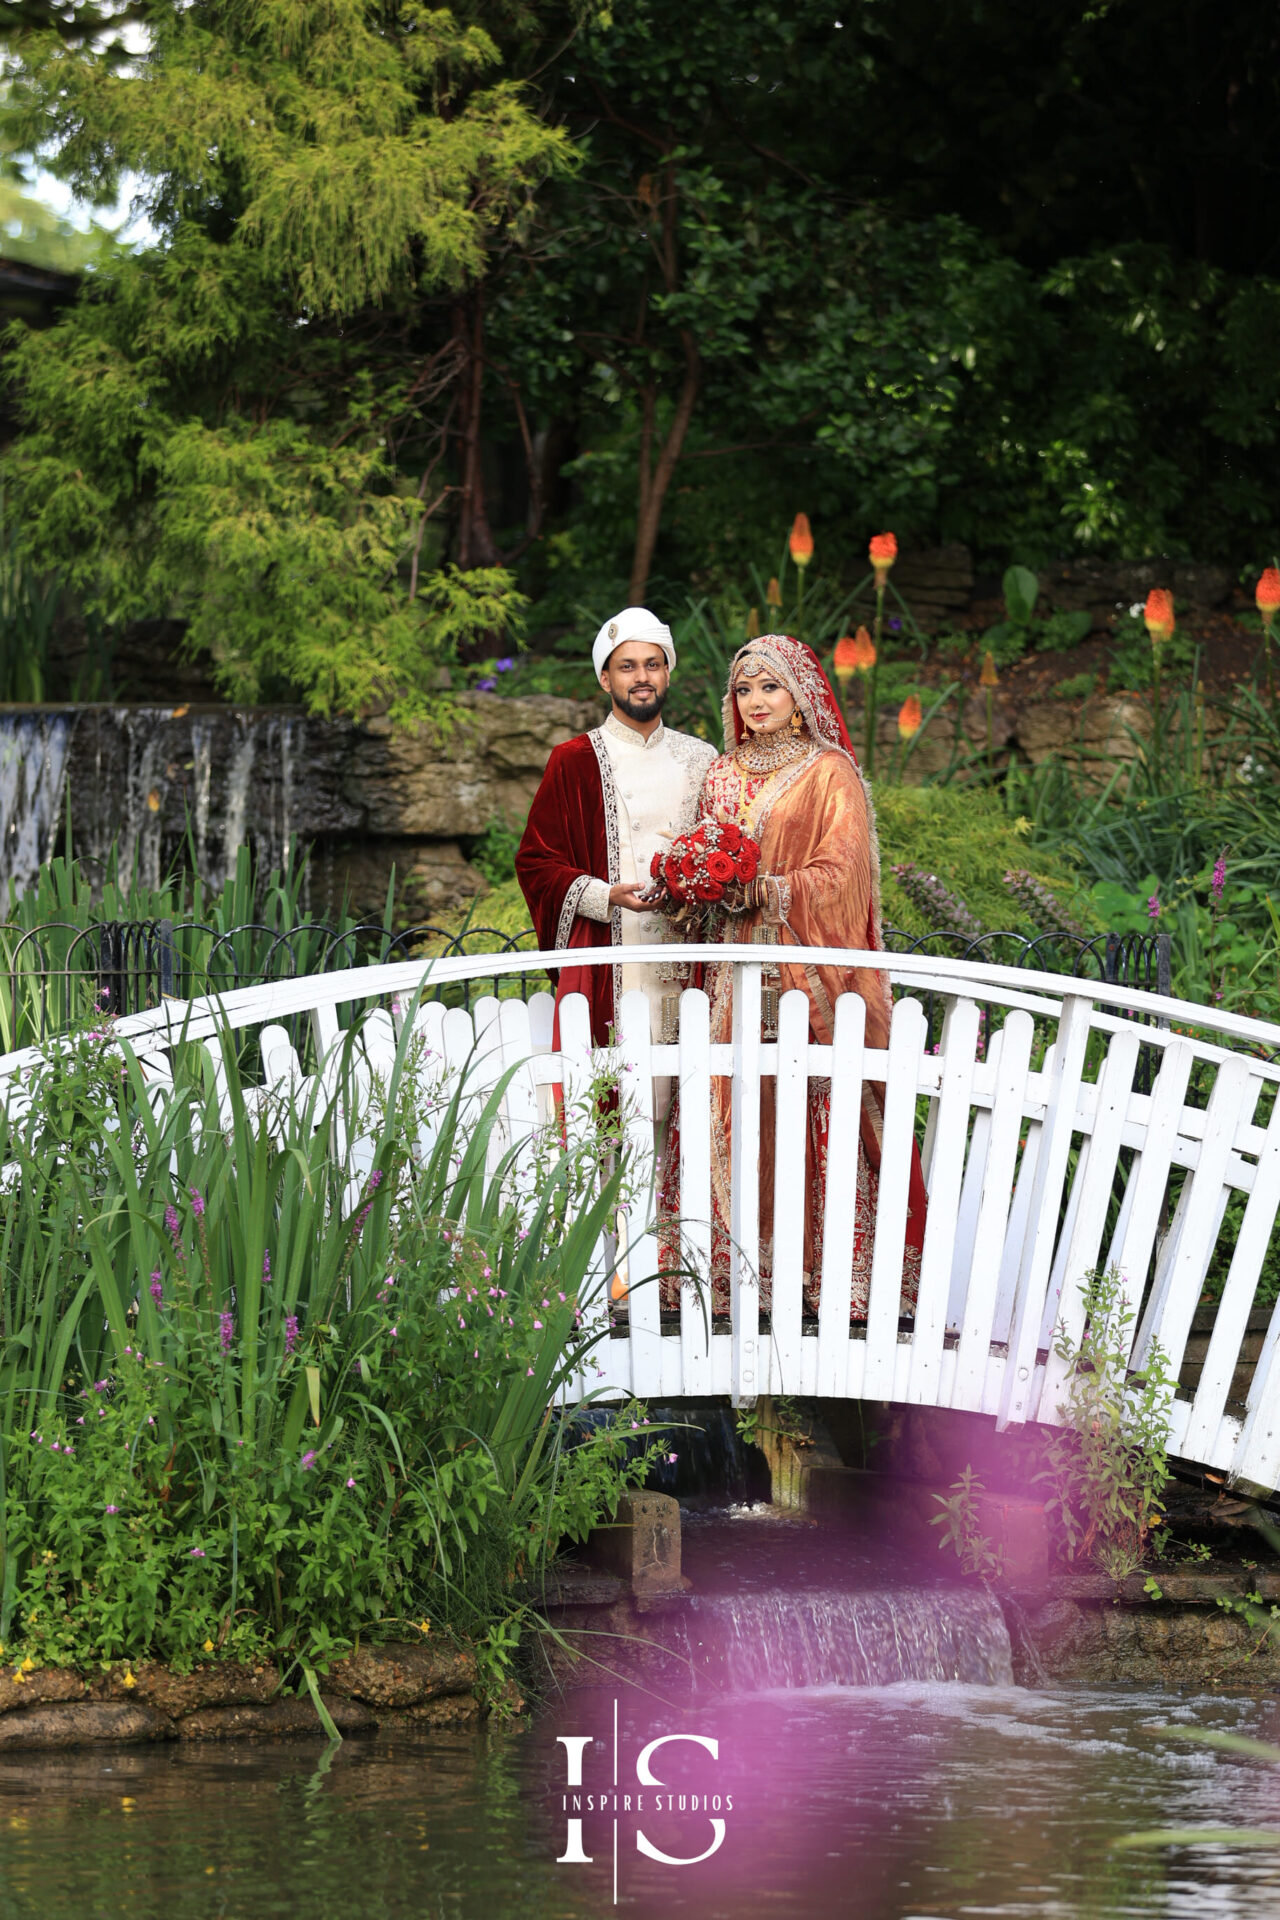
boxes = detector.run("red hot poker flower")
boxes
[869,531,898,586]
[789,513,814,569]
[1256,568,1280,629]
[898,695,923,740]
[1143,588,1175,643]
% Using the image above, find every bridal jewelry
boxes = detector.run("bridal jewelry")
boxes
[750,923,782,1040]
[734,727,810,773]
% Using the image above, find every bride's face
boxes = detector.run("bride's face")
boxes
[734,670,797,735]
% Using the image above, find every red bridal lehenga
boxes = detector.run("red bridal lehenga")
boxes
[657,635,926,1320]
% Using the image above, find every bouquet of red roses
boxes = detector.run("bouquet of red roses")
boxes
[648,818,762,932]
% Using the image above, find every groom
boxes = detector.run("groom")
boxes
[516,607,715,1047]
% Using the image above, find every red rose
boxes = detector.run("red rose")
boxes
[663,855,683,891]
[680,852,698,878]
[720,822,742,852]
[706,849,735,883]
[736,843,760,880]
[650,851,663,881]
[695,880,724,902]
[690,825,707,847]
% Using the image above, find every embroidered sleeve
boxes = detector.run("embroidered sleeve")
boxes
[576,877,613,923]
[555,873,594,948]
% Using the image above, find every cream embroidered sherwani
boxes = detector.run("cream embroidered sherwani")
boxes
[577,712,715,1038]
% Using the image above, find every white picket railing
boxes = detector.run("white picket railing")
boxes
[5,943,1280,1487]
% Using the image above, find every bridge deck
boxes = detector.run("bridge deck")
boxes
[4,944,1279,1488]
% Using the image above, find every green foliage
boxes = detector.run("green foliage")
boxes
[1039,1265,1174,1582]
[0,985,656,1686]
[873,786,1094,941]
[929,1466,1007,1582]
[0,1,571,718]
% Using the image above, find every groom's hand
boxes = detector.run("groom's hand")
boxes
[609,883,653,913]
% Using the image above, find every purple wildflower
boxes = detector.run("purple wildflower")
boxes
[475,677,497,692]
[219,1311,234,1353]
[495,657,515,673]
[150,1271,163,1307]
[346,1478,356,1490]
[667,1453,678,1464]
[164,1205,181,1242]
[284,1314,299,1355]
[1211,851,1227,902]
[1147,895,1161,921]
[263,1250,272,1284]
[189,1547,206,1558]
[105,1504,120,1514]
[188,1186,205,1218]
[300,1450,317,1471]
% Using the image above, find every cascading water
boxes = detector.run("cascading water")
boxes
[0,705,309,900]
[667,1587,1013,1692]
[0,711,72,894]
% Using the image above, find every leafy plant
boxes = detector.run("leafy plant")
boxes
[930,1466,1007,1581]
[1039,1264,1175,1581]
[0,988,659,1697]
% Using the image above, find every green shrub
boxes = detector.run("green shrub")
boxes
[0,997,657,1694]
[874,786,1094,940]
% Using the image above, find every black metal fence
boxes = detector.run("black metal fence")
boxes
[1,913,1171,1054]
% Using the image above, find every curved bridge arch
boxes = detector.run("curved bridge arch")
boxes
[4,945,1278,1489]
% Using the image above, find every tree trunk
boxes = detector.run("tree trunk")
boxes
[452,289,501,570]
[627,329,700,603]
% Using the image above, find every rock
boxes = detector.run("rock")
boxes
[584,1491,687,1597]
[343,694,601,838]
[91,1660,282,1717]
[177,1696,376,1739]
[0,1668,85,1717]
[323,1641,477,1708]
[538,1565,625,1608]
[378,1695,484,1731]
[312,837,489,924]
[0,1702,173,1748]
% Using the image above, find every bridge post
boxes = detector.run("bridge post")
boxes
[729,962,763,1407]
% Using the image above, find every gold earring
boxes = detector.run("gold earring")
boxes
[790,708,803,735]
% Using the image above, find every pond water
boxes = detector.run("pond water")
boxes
[3,1507,1280,1920]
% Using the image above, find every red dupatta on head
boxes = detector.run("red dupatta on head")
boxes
[721,633,883,951]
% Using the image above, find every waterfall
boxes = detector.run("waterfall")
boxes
[667,1587,1013,1691]
[0,711,72,896]
[218,721,258,888]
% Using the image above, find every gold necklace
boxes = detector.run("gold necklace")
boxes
[732,727,812,824]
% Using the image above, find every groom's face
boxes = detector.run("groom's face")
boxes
[601,643,670,723]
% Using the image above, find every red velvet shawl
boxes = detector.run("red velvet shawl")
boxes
[515,733,617,1045]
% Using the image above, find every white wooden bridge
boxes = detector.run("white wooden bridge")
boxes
[5,944,1280,1490]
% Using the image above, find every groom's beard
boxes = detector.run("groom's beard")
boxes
[615,684,668,722]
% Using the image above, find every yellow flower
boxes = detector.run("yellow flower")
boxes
[122,1669,137,1690]
[19,1656,34,1673]
[203,1639,215,1654]
[11,1671,24,1686]
[417,1619,431,1635]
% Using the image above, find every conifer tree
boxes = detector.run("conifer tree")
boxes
[0,1,571,716]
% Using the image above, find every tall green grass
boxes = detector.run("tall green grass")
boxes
[0,989,655,1692]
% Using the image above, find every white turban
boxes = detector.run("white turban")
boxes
[592,606,676,681]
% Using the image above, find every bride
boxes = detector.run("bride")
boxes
[659,633,926,1319]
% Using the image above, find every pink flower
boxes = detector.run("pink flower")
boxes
[1211,852,1227,901]
[105,1504,119,1514]
[189,1186,205,1217]
[533,1320,543,1330]
[1147,895,1161,921]
[189,1547,206,1557]
[301,1450,317,1471]
[150,1272,163,1306]
[219,1312,234,1352]
[284,1314,299,1355]
[346,1478,356,1489]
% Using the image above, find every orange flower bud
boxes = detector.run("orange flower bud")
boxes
[1256,568,1280,629]
[789,513,813,569]
[869,530,898,587]
[745,605,760,638]
[766,576,782,609]
[848,625,876,673]
[1143,588,1175,643]
[979,650,999,689]
[898,694,923,740]
[832,633,859,691]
